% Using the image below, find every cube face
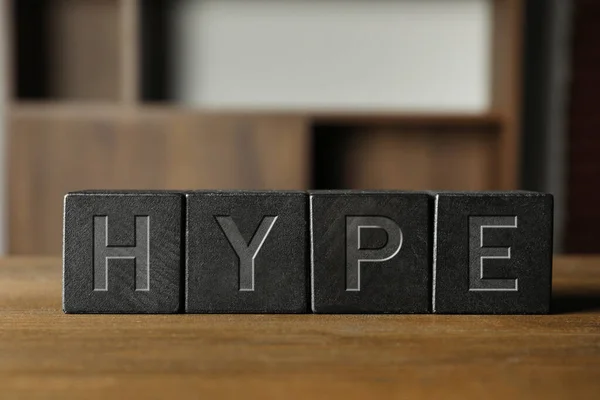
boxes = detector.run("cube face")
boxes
[310,191,432,313]
[185,191,308,313]
[63,192,183,313]
[433,192,553,314]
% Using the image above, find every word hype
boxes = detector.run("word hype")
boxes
[63,190,553,314]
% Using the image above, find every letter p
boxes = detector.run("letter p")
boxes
[345,216,403,291]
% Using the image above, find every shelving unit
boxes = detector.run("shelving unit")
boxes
[2,0,524,255]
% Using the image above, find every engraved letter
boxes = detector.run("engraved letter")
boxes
[346,216,403,291]
[469,216,518,291]
[216,216,278,291]
[93,216,150,291]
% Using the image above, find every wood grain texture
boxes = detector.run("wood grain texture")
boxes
[491,0,524,190]
[120,0,139,105]
[0,256,598,399]
[47,0,120,100]
[8,111,310,255]
[1,0,13,100]
[333,127,499,190]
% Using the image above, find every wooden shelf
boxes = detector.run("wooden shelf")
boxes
[4,0,526,255]
[9,102,124,118]
[311,112,503,129]
[9,102,504,129]
[11,0,122,101]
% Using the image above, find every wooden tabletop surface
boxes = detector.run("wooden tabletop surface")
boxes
[0,256,599,399]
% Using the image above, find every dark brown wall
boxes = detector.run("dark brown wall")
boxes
[566,0,600,252]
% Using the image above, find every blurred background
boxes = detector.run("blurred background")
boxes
[0,0,594,256]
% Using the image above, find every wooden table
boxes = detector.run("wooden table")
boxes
[0,256,599,399]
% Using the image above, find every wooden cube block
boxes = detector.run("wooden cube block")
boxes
[310,191,432,313]
[63,189,553,315]
[432,191,553,314]
[185,191,308,313]
[63,191,183,313]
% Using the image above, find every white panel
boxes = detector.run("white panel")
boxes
[172,0,492,112]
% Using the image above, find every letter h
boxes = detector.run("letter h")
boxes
[93,216,150,291]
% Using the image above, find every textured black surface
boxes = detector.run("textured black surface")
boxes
[310,191,432,313]
[433,191,553,314]
[186,191,308,313]
[63,191,183,313]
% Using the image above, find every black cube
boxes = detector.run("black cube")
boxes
[432,191,553,314]
[185,191,308,313]
[63,191,183,313]
[310,191,432,313]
